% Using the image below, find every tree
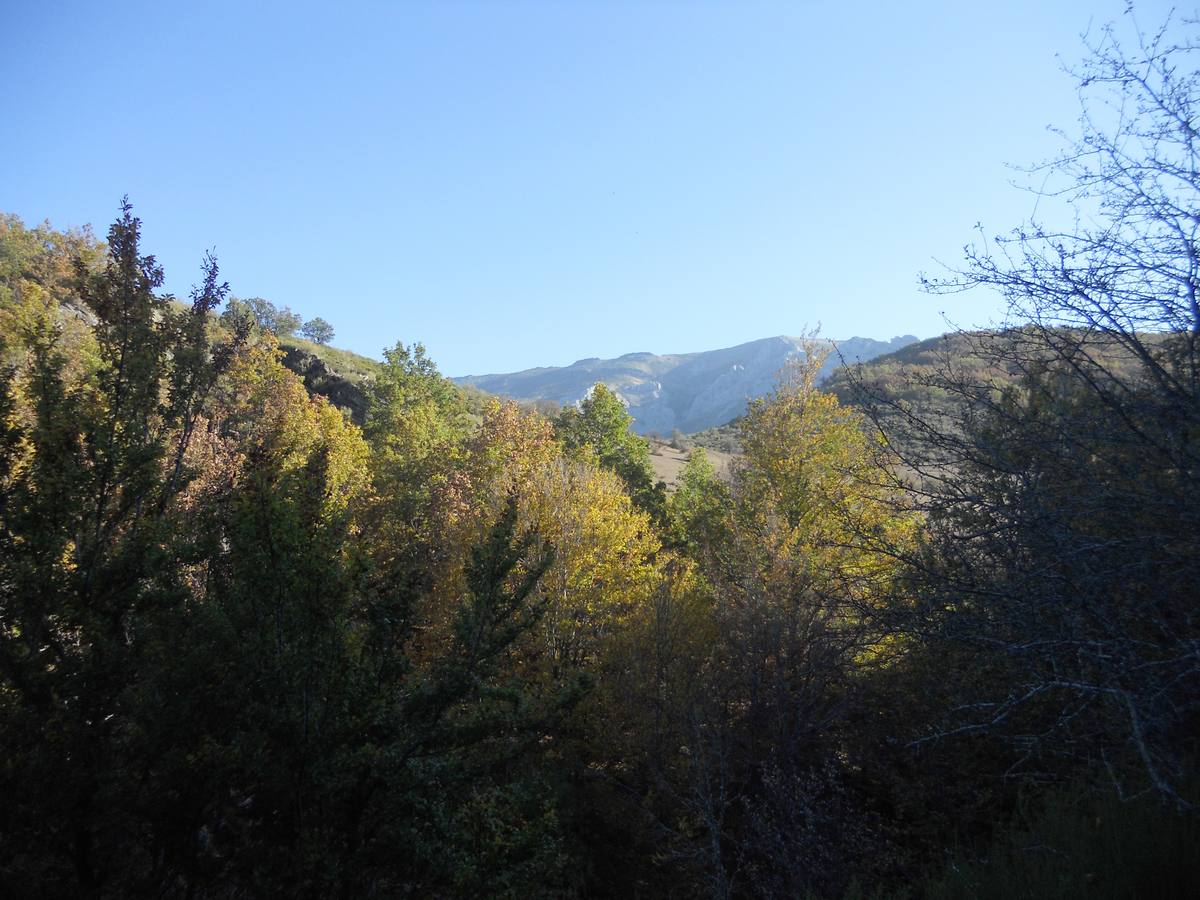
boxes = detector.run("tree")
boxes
[301,316,334,344]
[591,351,916,898]
[689,351,914,896]
[223,295,302,337]
[665,447,730,562]
[0,214,104,329]
[365,341,468,453]
[555,382,666,519]
[422,399,670,674]
[859,13,1200,806]
[0,208,595,895]
[361,340,473,590]
[0,201,244,893]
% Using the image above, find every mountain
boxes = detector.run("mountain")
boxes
[453,335,920,434]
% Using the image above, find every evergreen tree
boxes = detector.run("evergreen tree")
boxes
[0,201,242,894]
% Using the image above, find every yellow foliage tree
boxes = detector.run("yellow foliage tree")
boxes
[520,454,664,668]
[418,400,670,674]
[202,338,369,518]
[734,344,916,618]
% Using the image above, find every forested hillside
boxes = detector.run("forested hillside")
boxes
[2,22,1199,900]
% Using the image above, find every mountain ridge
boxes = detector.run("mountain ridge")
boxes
[454,334,919,434]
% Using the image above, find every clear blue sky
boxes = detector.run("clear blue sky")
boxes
[1,1,1175,376]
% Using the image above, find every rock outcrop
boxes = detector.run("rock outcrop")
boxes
[280,346,368,424]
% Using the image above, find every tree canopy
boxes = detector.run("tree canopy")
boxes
[301,316,334,344]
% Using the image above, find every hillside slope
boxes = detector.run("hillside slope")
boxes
[277,338,378,424]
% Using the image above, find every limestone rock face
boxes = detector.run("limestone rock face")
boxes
[454,335,918,434]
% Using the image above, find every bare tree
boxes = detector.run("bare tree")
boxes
[853,12,1200,807]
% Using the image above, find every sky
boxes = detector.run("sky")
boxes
[1,1,1180,376]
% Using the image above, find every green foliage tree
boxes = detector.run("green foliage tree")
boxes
[364,341,471,502]
[300,315,334,344]
[665,446,730,560]
[359,339,477,634]
[366,341,468,443]
[222,295,302,337]
[575,352,916,898]
[555,382,666,519]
